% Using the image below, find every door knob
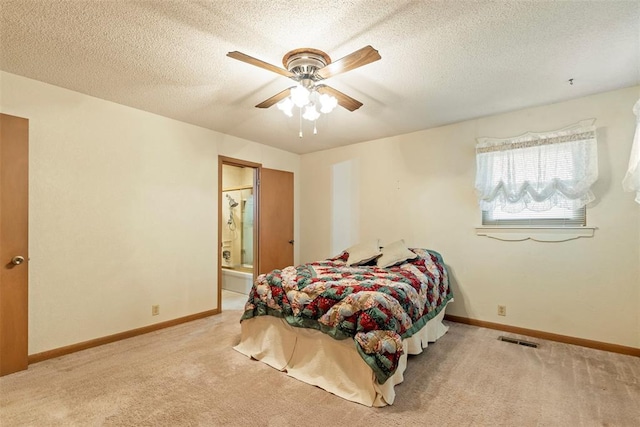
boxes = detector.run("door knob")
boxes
[288,240,294,245]
[11,256,25,266]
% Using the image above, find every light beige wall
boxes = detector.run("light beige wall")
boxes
[300,86,640,349]
[0,71,300,354]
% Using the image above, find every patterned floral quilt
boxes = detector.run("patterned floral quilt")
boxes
[241,248,453,384]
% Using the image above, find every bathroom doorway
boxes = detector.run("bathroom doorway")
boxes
[217,156,295,312]
[218,157,260,311]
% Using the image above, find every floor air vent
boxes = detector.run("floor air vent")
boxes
[498,336,539,348]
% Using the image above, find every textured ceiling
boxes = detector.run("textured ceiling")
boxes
[1,1,639,154]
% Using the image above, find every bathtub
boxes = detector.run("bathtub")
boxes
[222,268,253,295]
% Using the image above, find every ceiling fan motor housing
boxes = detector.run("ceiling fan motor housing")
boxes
[282,48,331,82]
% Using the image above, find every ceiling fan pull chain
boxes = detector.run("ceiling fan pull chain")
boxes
[299,108,303,138]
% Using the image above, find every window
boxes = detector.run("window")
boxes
[475,120,598,228]
[622,98,640,204]
[482,205,585,226]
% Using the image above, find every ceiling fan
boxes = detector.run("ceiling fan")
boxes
[226,45,381,114]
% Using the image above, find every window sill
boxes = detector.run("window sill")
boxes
[475,227,596,242]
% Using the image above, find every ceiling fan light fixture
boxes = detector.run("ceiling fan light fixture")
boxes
[319,93,338,114]
[290,85,310,108]
[276,97,294,117]
[302,104,320,121]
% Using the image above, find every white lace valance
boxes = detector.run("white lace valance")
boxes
[475,120,598,213]
[622,99,640,204]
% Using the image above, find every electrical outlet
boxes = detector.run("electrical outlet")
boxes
[152,305,160,316]
[498,305,506,316]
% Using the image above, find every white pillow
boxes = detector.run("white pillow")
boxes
[346,240,381,266]
[376,239,418,268]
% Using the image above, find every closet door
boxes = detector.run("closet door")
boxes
[0,114,29,376]
[258,168,293,275]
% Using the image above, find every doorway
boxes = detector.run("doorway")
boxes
[218,157,260,311]
[217,157,295,312]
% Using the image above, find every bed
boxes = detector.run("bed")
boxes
[233,244,453,407]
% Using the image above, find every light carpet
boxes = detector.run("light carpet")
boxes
[1,310,638,426]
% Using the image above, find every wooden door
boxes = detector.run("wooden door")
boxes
[258,168,294,275]
[0,114,29,376]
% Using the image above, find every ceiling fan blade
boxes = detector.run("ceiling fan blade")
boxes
[227,51,294,78]
[316,45,381,79]
[255,87,295,108]
[316,84,363,112]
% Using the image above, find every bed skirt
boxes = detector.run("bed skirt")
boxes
[233,302,451,407]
